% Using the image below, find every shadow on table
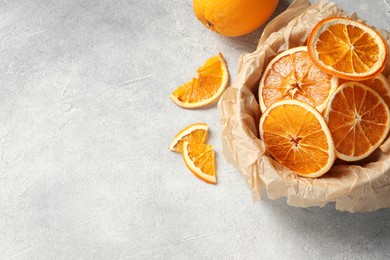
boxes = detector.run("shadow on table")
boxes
[221,0,293,54]
[262,195,390,253]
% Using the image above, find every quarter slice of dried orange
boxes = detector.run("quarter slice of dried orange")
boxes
[308,17,388,81]
[170,53,229,108]
[182,141,216,184]
[259,46,338,113]
[325,82,390,161]
[168,123,208,153]
[259,99,335,178]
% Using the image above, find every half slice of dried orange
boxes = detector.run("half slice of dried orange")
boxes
[168,123,208,153]
[259,46,338,113]
[308,17,388,81]
[259,99,335,178]
[182,141,216,184]
[325,82,390,161]
[170,53,229,108]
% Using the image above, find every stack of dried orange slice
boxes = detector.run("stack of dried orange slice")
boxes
[169,123,217,184]
[259,17,390,178]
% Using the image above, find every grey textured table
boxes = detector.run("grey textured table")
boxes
[1,0,389,259]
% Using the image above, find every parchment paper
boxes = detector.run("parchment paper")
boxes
[218,0,390,212]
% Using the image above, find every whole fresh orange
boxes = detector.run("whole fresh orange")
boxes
[193,0,279,37]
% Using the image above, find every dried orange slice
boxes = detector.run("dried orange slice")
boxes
[170,53,229,108]
[168,123,208,152]
[340,73,390,108]
[308,17,388,81]
[259,46,338,113]
[182,141,216,184]
[325,82,390,161]
[259,100,335,178]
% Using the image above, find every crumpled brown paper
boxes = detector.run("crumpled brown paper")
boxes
[218,0,390,212]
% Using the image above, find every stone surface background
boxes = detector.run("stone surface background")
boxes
[0,0,389,259]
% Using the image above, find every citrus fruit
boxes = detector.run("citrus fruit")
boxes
[170,53,229,109]
[259,46,338,113]
[340,73,390,108]
[193,0,279,37]
[325,82,390,161]
[168,123,208,153]
[307,17,388,81]
[182,141,216,184]
[259,100,335,178]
